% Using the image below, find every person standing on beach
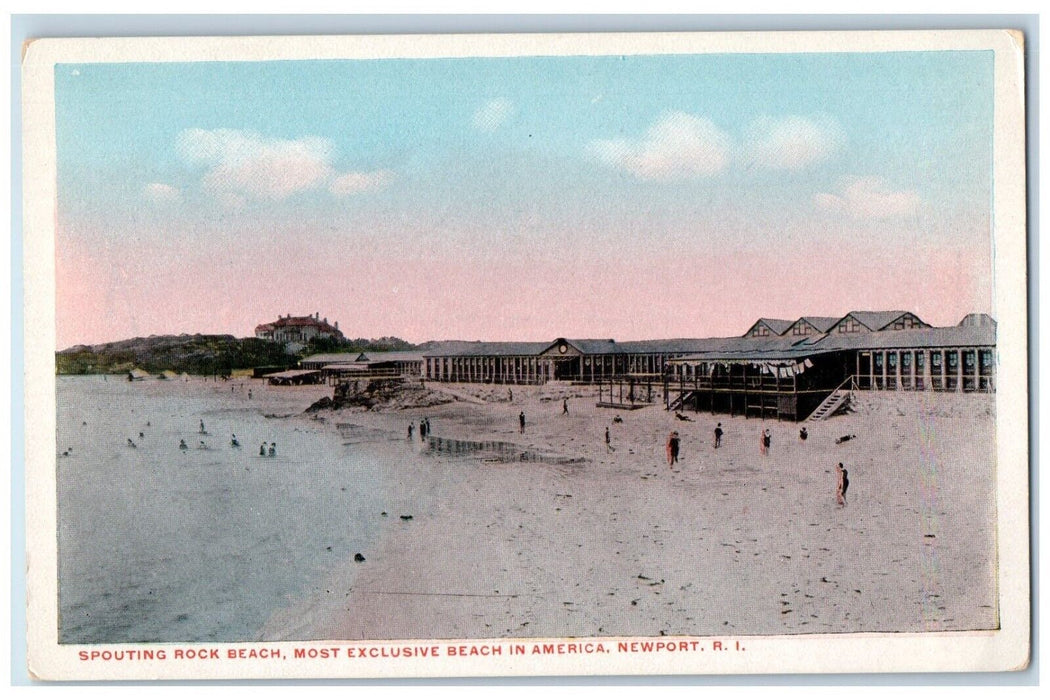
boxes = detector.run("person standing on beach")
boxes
[508,388,513,402]
[714,423,723,448]
[605,426,612,451]
[199,419,206,434]
[836,462,849,506]
[408,422,414,439]
[563,398,569,415]
[259,442,266,456]
[519,411,526,434]
[269,443,276,458]
[667,431,680,467]
[799,427,808,442]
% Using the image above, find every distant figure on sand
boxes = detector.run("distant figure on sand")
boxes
[760,428,771,455]
[248,389,252,399]
[519,411,526,434]
[199,420,206,434]
[612,414,623,424]
[666,431,680,467]
[508,388,513,402]
[199,441,207,450]
[836,462,849,506]
[231,434,240,447]
[127,438,137,448]
[714,423,723,448]
[408,422,414,439]
[835,434,856,445]
[605,426,613,451]
[799,427,808,442]
[259,442,266,456]
[674,411,693,422]
[563,398,569,415]
[269,443,276,458]
[179,439,187,450]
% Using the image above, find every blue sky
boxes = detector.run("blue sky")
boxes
[54,50,996,346]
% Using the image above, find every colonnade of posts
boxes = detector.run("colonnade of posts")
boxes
[424,355,551,384]
[855,348,994,392]
[423,353,672,384]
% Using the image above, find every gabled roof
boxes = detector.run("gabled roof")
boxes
[562,338,620,354]
[745,318,794,336]
[795,316,840,333]
[842,310,920,331]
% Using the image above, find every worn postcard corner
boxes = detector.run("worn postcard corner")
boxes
[22,30,1028,681]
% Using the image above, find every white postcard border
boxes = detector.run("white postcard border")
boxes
[22,29,1029,680]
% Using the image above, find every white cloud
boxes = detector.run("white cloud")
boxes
[814,177,922,219]
[590,111,731,180]
[472,98,515,132]
[744,115,845,170]
[142,182,182,204]
[329,170,395,196]
[176,128,336,200]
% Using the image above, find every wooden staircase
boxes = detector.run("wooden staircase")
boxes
[806,390,851,421]
[667,390,697,412]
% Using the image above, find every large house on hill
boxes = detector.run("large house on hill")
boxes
[255,313,344,353]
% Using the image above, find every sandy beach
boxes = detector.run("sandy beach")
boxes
[260,381,998,641]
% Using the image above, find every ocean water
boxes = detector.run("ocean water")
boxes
[56,376,403,644]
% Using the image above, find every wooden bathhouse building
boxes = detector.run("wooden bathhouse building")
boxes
[416,310,996,421]
[300,351,425,385]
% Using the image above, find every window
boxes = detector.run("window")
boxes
[838,318,860,333]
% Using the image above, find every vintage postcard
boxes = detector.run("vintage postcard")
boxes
[22,31,1028,680]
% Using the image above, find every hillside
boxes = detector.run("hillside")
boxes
[56,333,423,375]
[56,335,296,376]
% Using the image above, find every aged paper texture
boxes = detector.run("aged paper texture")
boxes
[23,30,1028,680]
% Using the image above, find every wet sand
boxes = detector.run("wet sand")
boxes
[260,382,998,641]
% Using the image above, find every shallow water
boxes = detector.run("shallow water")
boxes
[424,435,586,465]
[56,376,407,644]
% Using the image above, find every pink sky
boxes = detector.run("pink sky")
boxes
[56,223,992,349]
